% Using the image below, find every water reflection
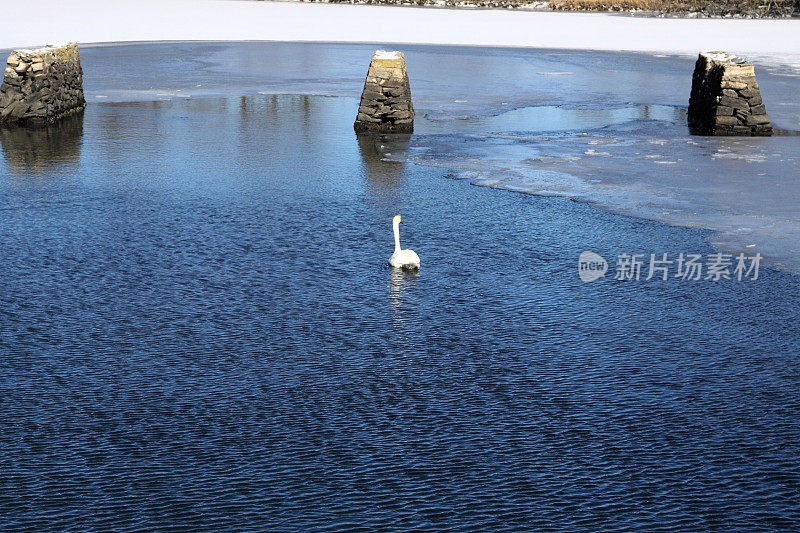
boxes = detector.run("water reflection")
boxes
[357,133,409,193]
[419,104,687,135]
[388,266,418,328]
[0,113,84,177]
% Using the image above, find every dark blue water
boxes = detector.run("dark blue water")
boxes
[1,90,800,530]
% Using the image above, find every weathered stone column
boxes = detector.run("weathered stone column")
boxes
[0,43,86,127]
[354,50,414,134]
[688,51,772,136]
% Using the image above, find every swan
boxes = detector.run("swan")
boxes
[389,215,420,270]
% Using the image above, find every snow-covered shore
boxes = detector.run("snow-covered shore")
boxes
[1,0,799,68]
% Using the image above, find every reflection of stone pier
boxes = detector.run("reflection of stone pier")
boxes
[0,112,83,174]
[688,51,772,136]
[0,43,86,127]
[356,134,409,191]
[354,50,414,134]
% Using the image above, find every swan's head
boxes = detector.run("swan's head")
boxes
[393,214,402,225]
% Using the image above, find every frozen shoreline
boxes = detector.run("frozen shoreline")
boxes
[1,1,799,69]
[47,40,798,273]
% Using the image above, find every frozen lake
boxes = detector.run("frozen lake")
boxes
[63,41,800,270]
[1,42,799,531]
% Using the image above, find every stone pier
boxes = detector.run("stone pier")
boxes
[0,43,86,127]
[354,50,414,134]
[688,51,772,136]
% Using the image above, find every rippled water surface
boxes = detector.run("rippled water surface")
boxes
[1,43,800,531]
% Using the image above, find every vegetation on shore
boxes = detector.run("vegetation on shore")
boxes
[298,0,799,17]
[550,0,797,16]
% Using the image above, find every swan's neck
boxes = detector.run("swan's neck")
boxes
[393,221,401,253]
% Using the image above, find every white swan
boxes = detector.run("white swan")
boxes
[389,215,420,269]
